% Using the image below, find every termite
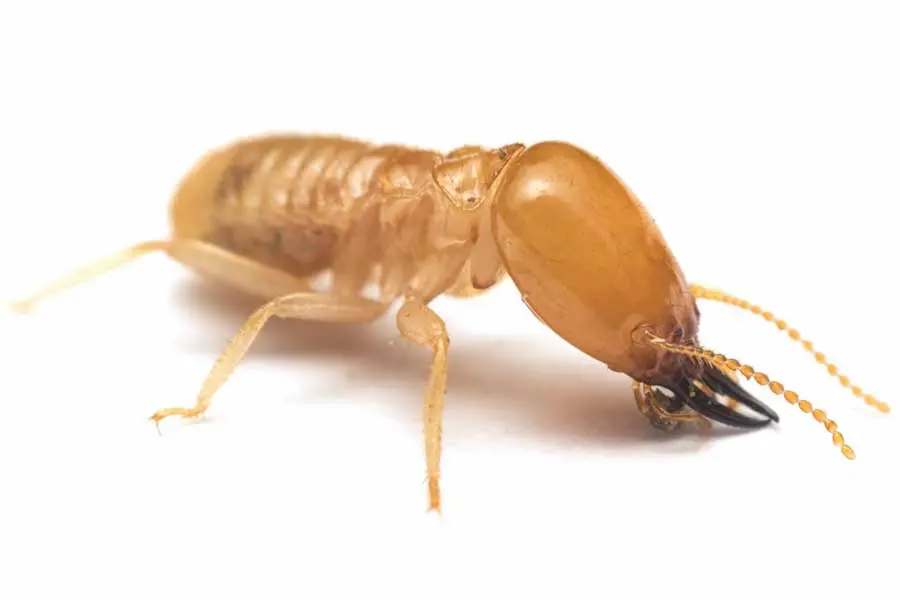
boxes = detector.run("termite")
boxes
[7,133,889,512]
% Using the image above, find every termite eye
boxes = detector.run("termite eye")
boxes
[498,149,508,160]
[673,326,685,340]
[465,196,477,205]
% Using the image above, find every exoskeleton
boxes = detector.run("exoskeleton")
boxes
[9,134,889,512]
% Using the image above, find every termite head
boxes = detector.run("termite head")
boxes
[432,143,525,212]
[489,140,779,429]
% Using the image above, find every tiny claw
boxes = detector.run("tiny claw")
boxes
[149,407,204,432]
[149,412,168,436]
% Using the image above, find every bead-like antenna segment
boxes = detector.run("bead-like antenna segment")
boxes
[642,330,856,460]
[689,284,890,414]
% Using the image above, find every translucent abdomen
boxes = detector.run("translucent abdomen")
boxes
[169,135,417,278]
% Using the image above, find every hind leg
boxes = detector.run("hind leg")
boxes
[6,238,318,311]
[8,240,172,312]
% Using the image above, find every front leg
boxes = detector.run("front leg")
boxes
[393,242,472,513]
[396,298,449,513]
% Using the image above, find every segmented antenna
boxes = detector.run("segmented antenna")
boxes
[690,284,889,414]
[642,330,856,460]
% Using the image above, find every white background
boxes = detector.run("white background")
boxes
[1,2,898,599]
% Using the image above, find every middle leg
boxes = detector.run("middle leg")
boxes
[151,291,390,424]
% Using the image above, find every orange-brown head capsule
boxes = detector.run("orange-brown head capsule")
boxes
[490,141,778,428]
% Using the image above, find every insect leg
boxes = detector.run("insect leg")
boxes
[6,238,322,312]
[396,298,449,513]
[150,291,389,424]
[6,240,171,312]
[390,240,474,514]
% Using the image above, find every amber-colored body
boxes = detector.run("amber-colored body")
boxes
[169,135,695,381]
[168,134,514,305]
[8,133,887,512]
